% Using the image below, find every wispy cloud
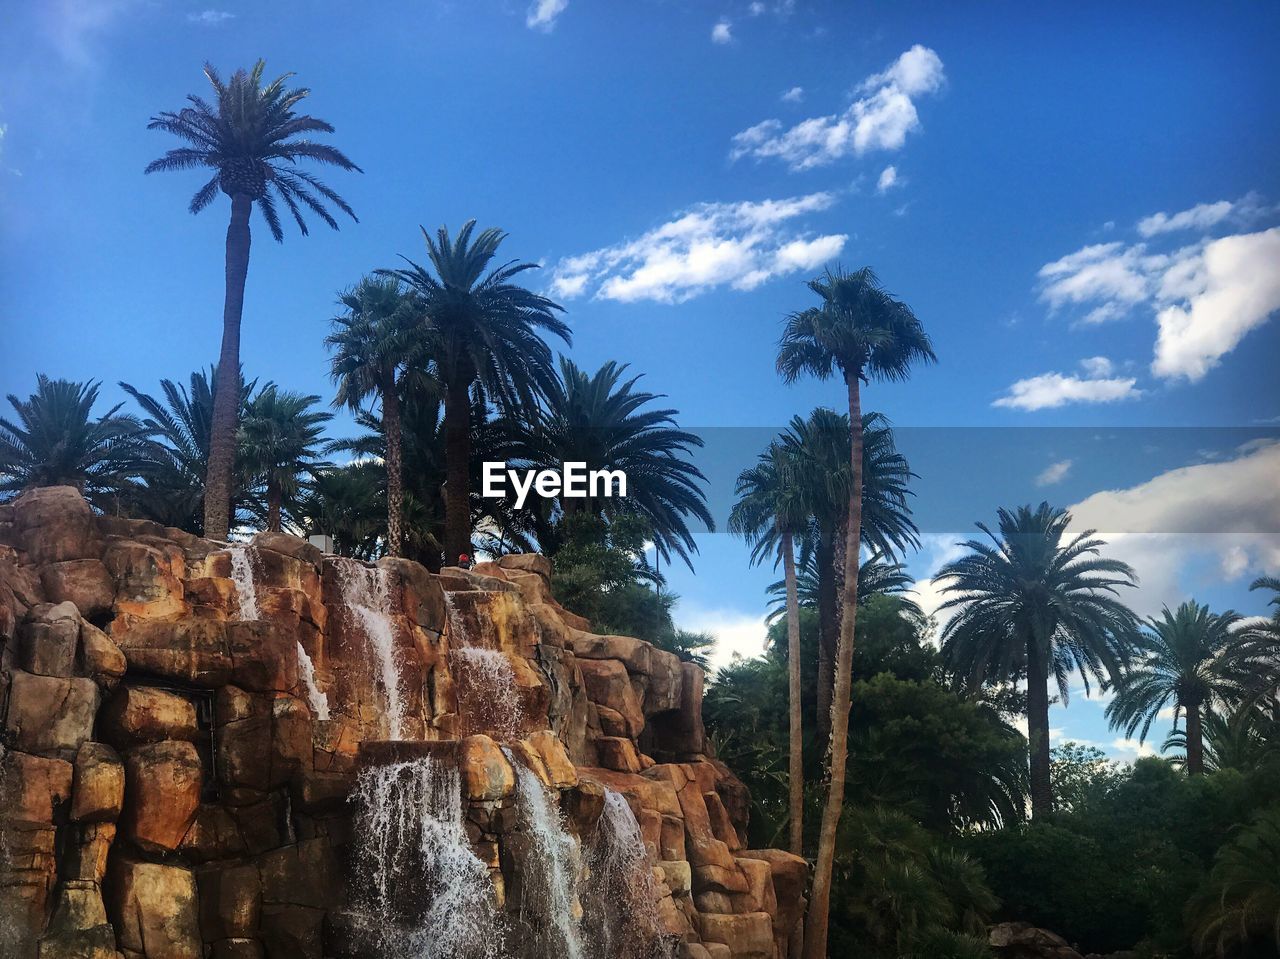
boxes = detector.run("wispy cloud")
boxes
[711,19,733,44]
[187,9,234,25]
[729,45,945,170]
[876,165,899,193]
[526,0,568,32]
[781,86,805,103]
[1036,459,1073,487]
[548,192,846,303]
[1138,199,1236,238]
[994,358,1142,412]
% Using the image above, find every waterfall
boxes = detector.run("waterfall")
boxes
[337,561,406,740]
[446,593,523,740]
[351,758,501,959]
[228,544,260,620]
[582,791,673,959]
[230,544,331,722]
[505,749,584,959]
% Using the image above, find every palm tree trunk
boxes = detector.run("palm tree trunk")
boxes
[803,372,865,959]
[443,377,471,565]
[267,478,282,533]
[782,528,804,857]
[1185,704,1205,775]
[204,193,252,542]
[382,372,404,557]
[816,532,836,745]
[1026,638,1053,816]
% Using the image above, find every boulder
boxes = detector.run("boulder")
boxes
[39,560,114,619]
[576,658,644,738]
[71,742,125,823]
[107,857,201,959]
[741,849,807,941]
[121,740,203,854]
[78,620,126,688]
[497,553,552,580]
[696,912,774,959]
[597,736,643,773]
[19,601,81,676]
[459,734,515,801]
[100,685,200,748]
[251,530,322,567]
[110,615,231,686]
[989,922,1085,959]
[1,749,74,825]
[377,556,446,635]
[525,729,578,788]
[11,487,101,565]
[4,671,100,759]
[198,863,262,941]
[36,879,117,959]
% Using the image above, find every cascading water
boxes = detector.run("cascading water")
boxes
[351,758,501,959]
[229,544,331,721]
[446,593,523,740]
[505,750,584,959]
[336,561,406,740]
[582,790,674,959]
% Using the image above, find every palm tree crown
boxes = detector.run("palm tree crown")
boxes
[145,60,360,241]
[239,387,332,532]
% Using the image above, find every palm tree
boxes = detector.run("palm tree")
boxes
[777,408,919,742]
[326,276,422,556]
[146,60,360,541]
[1106,601,1244,774]
[1162,704,1278,773]
[383,221,568,564]
[121,369,259,534]
[766,552,922,623]
[519,357,713,567]
[1189,807,1280,958]
[938,503,1139,817]
[0,376,145,507]
[298,462,386,560]
[239,387,333,532]
[776,265,935,959]
[730,441,810,858]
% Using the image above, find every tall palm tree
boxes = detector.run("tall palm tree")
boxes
[765,552,922,623]
[383,221,569,564]
[730,441,810,858]
[519,357,713,567]
[146,60,360,541]
[777,408,919,742]
[1107,601,1244,774]
[1162,704,1278,773]
[776,265,935,959]
[938,503,1139,817]
[239,387,333,532]
[121,369,259,534]
[326,276,422,556]
[0,376,145,507]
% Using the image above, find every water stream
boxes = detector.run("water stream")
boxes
[336,560,405,740]
[446,593,523,740]
[352,758,501,959]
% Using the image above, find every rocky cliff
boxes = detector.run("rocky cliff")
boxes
[0,486,806,959]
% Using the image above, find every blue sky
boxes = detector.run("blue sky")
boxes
[2,1,1278,759]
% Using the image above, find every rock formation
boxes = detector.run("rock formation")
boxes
[0,486,806,959]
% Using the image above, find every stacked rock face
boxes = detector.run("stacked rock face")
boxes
[0,487,806,959]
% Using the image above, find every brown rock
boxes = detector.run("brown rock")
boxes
[705,790,742,851]
[64,823,116,883]
[497,553,552,580]
[597,736,643,773]
[103,539,187,622]
[19,601,81,676]
[100,685,200,748]
[526,729,578,788]
[989,921,1084,959]
[258,838,341,909]
[251,530,322,566]
[4,671,100,759]
[459,734,515,801]
[11,487,101,565]
[107,857,201,959]
[121,740,202,854]
[71,742,125,823]
[198,863,261,941]
[37,879,117,959]
[742,849,807,941]
[377,556,446,636]
[577,658,644,737]
[696,912,774,959]
[210,939,265,959]
[78,620,126,688]
[259,904,324,959]
[227,620,298,692]
[1,749,73,825]
[39,560,114,619]
[111,615,230,686]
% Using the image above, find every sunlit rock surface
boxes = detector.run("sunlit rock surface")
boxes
[0,486,806,958]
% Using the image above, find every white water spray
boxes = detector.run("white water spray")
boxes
[583,790,672,959]
[506,749,584,959]
[446,593,523,740]
[337,561,406,740]
[352,758,501,959]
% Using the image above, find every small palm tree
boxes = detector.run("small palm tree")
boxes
[326,276,422,556]
[122,369,260,534]
[239,387,333,532]
[1161,704,1278,773]
[383,221,569,565]
[0,376,145,508]
[1189,807,1280,958]
[938,503,1139,816]
[299,462,386,560]
[776,265,935,959]
[1107,601,1244,774]
[146,60,359,541]
[730,441,810,856]
[520,357,713,567]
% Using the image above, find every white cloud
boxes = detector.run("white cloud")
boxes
[548,192,846,303]
[526,0,568,32]
[876,165,899,193]
[1068,440,1280,616]
[1078,356,1114,378]
[187,9,234,24]
[678,604,769,672]
[1138,199,1236,238]
[1151,227,1280,381]
[730,45,944,170]
[712,19,732,44]
[1110,737,1157,758]
[993,369,1142,411]
[749,1,767,14]
[908,534,970,636]
[781,86,805,103]
[1035,459,1073,487]
[1038,241,1168,314]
